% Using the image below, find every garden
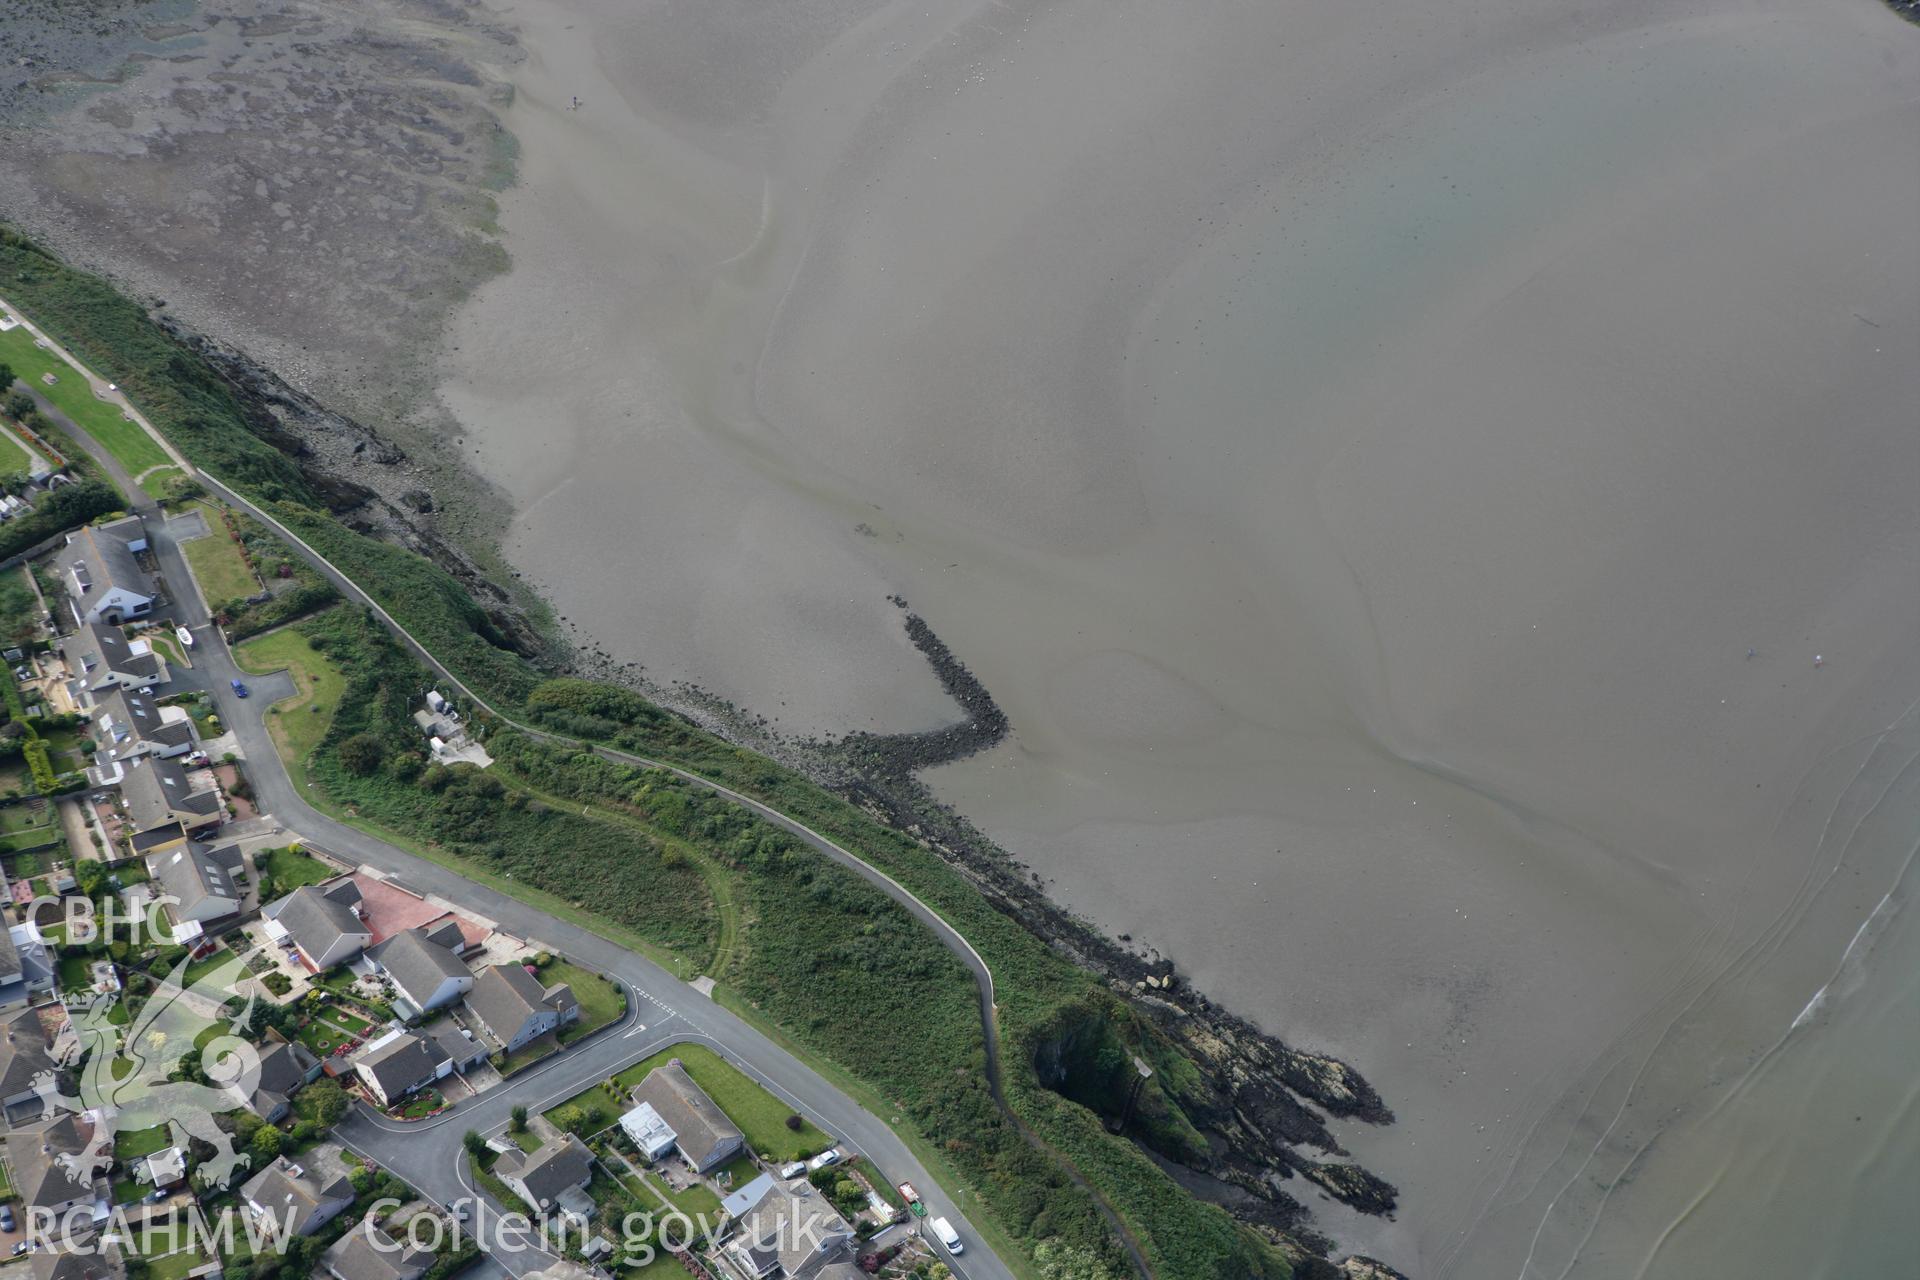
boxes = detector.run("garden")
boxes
[612,1043,830,1165]
[254,844,336,902]
[179,501,262,610]
[293,991,383,1060]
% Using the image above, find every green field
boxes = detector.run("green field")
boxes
[612,1042,829,1164]
[180,502,258,608]
[236,618,346,780]
[0,323,170,472]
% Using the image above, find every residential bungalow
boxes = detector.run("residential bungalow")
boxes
[465,962,579,1056]
[54,516,153,628]
[717,1177,858,1280]
[368,921,473,1018]
[7,1113,107,1220]
[118,756,222,845]
[493,1134,595,1223]
[87,685,195,783]
[353,1029,448,1109]
[264,880,373,973]
[59,620,167,701]
[30,1239,127,1280]
[625,1060,746,1174]
[240,1147,356,1239]
[234,1030,323,1122]
[0,1006,59,1126]
[322,1216,433,1280]
[146,841,244,945]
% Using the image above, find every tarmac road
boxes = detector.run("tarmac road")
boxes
[36,399,1012,1279]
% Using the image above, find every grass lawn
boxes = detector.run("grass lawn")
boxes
[147,628,188,670]
[295,1019,352,1057]
[180,502,259,608]
[56,951,90,990]
[0,806,53,834]
[0,323,171,473]
[181,945,236,989]
[495,1034,560,1077]
[628,1166,721,1220]
[613,1042,830,1164]
[544,959,626,1040]
[327,1005,373,1034]
[235,619,345,780]
[0,426,32,472]
[129,1223,203,1280]
[260,844,334,891]
[715,1154,758,1190]
[115,1124,173,1159]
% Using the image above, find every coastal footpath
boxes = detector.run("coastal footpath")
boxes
[0,226,1404,1280]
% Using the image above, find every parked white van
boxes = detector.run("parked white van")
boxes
[931,1217,963,1255]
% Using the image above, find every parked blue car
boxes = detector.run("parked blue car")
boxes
[230,678,249,697]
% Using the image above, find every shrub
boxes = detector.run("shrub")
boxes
[336,732,385,776]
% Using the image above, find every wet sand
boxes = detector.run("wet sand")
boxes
[442,0,1920,1272]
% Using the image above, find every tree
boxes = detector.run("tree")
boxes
[2,391,29,420]
[250,1124,285,1161]
[0,362,12,395]
[74,859,108,898]
[785,1113,804,1132]
[463,1130,488,1158]
[302,1080,348,1127]
[510,1104,527,1132]
[337,732,386,776]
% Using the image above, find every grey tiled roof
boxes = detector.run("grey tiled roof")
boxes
[496,1134,593,1212]
[355,1031,446,1099]
[465,962,568,1044]
[370,926,471,1011]
[59,518,151,619]
[30,1240,126,1280]
[0,1006,54,1102]
[255,1034,320,1097]
[91,686,193,762]
[119,756,219,832]
[629,1061,743,1172]
[60,621,161,690]
[6,1113,98,1209]
[322,1218,431,1280]
[266,881,365,963]
[240,1148,354,1236]
[148,841,239,919]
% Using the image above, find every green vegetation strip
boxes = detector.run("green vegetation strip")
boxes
[0,226,1297,1280]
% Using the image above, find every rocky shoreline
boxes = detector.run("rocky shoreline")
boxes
[145,316,1402,1274]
